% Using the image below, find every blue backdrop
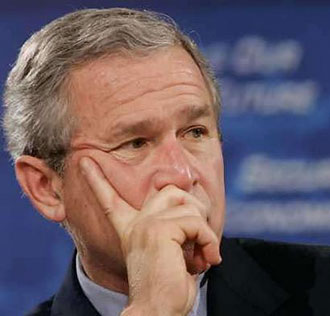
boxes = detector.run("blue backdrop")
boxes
[1,0,330,314]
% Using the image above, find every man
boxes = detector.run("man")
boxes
[3,8,330,316]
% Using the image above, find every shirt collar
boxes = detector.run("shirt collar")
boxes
[76,255,128,316]
[76,254,206,316]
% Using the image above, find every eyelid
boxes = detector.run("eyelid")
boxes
[183,125,208,136]
[112,137,149,151]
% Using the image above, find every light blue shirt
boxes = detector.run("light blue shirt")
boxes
[76,255,207,316]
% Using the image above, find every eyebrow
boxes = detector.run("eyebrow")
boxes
[181,103,212,121]
[110,104,213,139]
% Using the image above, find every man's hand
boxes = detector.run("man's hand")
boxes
[80,157,221,316]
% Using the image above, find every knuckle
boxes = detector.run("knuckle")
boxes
[178,204,203,219]
[160,185,183,200]
[163,184,177,192]
[187,205,201,217]
[159,184,175,195]
[125,217,168,247]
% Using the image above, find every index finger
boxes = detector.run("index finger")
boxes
[79,157,137,235]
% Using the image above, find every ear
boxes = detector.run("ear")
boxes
[15,155,66,222]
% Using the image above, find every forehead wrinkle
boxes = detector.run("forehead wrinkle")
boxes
[110,70,204,106]
[99,81,209,128]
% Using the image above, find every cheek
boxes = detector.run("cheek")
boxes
[199,146,225,236]
[198,142,224,194]
[98,155,150,209]
[63,158,100,221]
[61,164,101,246]
[62,155,122,248]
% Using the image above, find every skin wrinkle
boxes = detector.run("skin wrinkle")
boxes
[111,77,203,106]
[103,86,208,125]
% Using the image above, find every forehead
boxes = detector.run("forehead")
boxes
[68,47,213,134]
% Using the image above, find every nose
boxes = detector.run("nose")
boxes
[152,140,199,192]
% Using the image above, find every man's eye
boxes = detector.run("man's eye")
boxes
[186,127,207,139]
[128,138,147,149]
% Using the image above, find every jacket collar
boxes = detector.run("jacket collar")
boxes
[51,252,100,316]
[206,237,289,315]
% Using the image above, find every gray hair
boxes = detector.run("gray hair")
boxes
[3,8,221,174]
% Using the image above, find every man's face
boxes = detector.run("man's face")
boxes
[62,46,225,279]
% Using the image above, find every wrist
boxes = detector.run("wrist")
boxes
[120,304,183,316]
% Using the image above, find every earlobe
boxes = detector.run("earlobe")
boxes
[15,155,66,222]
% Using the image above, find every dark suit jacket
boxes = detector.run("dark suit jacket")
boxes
[27,237,330,315]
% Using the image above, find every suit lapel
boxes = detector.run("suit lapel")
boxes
[206,237,289,316]
[51,253,100,316]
